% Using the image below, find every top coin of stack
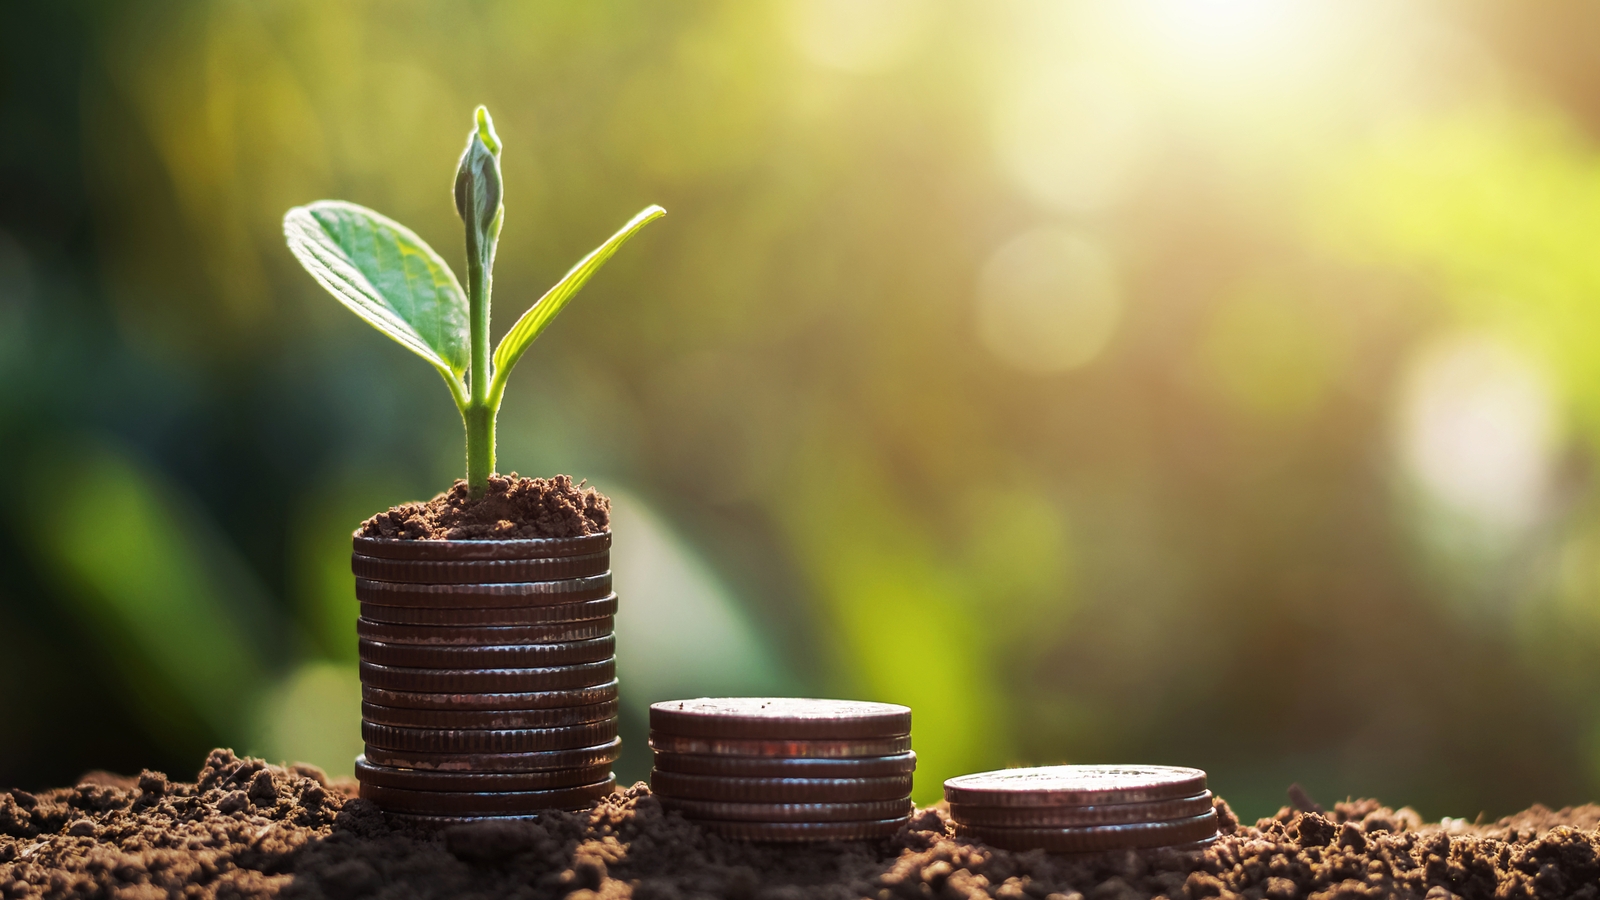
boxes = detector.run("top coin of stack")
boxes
[944,765,1218,853]
[352,533,622,824]
[649,697,916,842]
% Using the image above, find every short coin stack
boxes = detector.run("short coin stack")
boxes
[352,533,621,825]
[945,765,1218,853]
[649,698,916,841]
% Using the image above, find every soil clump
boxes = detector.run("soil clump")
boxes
[7,749,1600,899]
[359,474,610,541]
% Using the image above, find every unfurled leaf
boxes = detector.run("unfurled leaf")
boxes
[283,200,470,400]
[489,205,665,401]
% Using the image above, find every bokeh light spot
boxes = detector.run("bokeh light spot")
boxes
[1398,334,1558,534]
[976,228,1121,374]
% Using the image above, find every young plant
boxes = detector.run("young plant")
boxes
[283,106,664,495]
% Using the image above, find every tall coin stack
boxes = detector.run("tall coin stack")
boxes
[649,698,916,841]
[945,765,1219,853]
[351,532,622,825]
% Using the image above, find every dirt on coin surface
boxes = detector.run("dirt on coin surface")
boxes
[7,749,1600,899]
[359,474,610,540]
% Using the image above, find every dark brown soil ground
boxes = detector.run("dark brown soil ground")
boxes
[359,475,610,540]
[6,750,1600,900]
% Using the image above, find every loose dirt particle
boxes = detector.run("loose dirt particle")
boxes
[0,749,347,900]
[359,474,610,540]
[7,751,1600,899]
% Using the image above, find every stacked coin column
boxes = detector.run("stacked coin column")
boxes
[944,765,1219,853]
[649,698,915,842]
[351,533,622,825]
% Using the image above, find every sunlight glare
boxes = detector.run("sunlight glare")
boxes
[1153,0,1297,51]
[1133,0,1338,98]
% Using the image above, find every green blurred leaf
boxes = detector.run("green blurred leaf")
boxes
[489,205,665,403]
[27,440,273,749]
[252,660,363,779]
[775,430,1009,805]
[283,201,470,406]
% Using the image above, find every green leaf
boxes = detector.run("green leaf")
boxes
[283,200,470,405]
[489,205,665,403]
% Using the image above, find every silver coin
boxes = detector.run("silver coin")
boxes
[954,810,1219,853]
[649,698,910,740]
[949,792,1213,827]
[944,765,1206,807]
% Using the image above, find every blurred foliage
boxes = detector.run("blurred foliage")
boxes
[10,0,1600,819]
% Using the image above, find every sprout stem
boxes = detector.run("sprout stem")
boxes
[457,106,504,496]
[464,402,494,493]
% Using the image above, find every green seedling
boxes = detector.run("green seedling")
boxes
[284,106,664,495]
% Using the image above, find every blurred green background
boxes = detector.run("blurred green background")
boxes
[7,0,1600,822]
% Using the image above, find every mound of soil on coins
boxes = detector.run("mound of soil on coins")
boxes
[359,474,610,540]
[7,749,1600,899]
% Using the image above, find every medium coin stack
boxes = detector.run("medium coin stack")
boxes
[649,697,916,842]
[352,532,622,825]
[945,765,1219,853]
